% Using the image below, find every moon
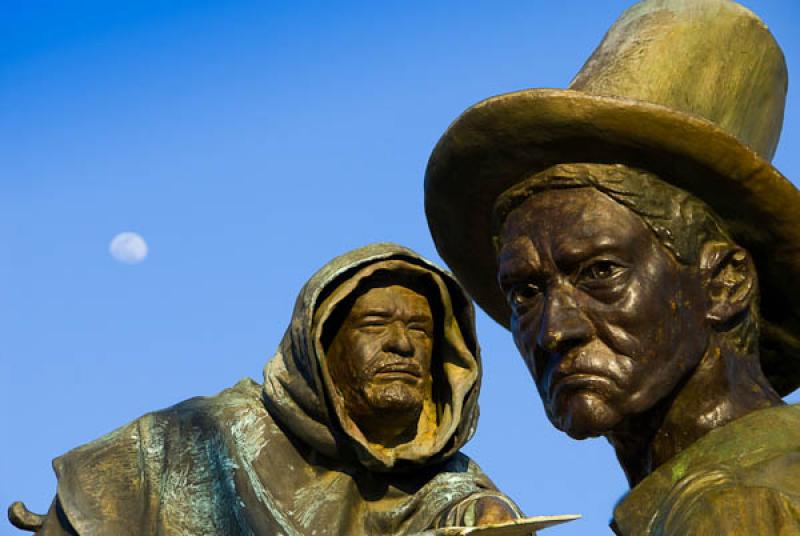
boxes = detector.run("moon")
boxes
[109,232,148,264]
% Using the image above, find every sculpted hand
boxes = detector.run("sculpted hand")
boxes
[473,496,518,526]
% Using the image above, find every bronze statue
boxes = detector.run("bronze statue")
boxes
[425,0,800,534]
[10,244,527,535]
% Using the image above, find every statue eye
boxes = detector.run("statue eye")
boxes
[356,318,389,332]
[580,260,624,282]
[507,282,542,308]
[409,323,432,336]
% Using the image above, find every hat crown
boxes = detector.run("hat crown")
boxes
[570,0,788,161]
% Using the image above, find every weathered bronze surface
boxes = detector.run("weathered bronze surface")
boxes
[425,0,800,534]
[9,244,523,535]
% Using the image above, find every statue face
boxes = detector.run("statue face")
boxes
[326,285,435,422]
[497,187,709,439]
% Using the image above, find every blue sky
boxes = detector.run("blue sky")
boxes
[2,1,799,534]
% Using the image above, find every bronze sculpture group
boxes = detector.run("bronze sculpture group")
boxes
[11,0,800,534]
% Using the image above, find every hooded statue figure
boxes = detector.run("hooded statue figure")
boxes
[11,243,521,536]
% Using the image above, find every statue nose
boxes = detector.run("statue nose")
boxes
[385,322,415,356]
[537,287,593,354]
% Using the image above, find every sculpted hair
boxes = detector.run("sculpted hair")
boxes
[492,163,759,354]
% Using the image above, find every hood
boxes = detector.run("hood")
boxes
[262,243,481,472]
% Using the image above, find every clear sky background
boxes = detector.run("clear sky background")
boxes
[2,1,799,534]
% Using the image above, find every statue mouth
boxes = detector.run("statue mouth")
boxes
[374,363,423,380]
[548,371,617,403]
[541,342,625,403]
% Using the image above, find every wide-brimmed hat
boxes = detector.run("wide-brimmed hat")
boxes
[425,0,800,394]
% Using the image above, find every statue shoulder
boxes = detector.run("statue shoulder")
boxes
[46,378,270,536]
[655,477,800,535]
[56,377,265,467]
[614,405,800,535]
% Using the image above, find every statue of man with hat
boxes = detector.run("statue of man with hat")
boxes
[425,0,800,534]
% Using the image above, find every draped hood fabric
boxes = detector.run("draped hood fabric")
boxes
[43,243,519,536]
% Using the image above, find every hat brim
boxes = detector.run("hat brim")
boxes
[425,88,800,395]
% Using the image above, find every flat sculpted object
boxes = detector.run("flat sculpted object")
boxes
[415,514,580,535]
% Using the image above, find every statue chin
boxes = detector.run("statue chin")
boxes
[550,390,622,440]
[364,382,424,415]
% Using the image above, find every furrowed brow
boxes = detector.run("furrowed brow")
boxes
[497,255,539,289]
[497,239,541,288]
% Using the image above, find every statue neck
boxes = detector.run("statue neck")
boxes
[608,335,783,488]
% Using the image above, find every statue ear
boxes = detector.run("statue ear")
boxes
[699,241,757,327]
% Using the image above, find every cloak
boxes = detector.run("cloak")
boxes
[612,404,800,535]
[30,243,520,535]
